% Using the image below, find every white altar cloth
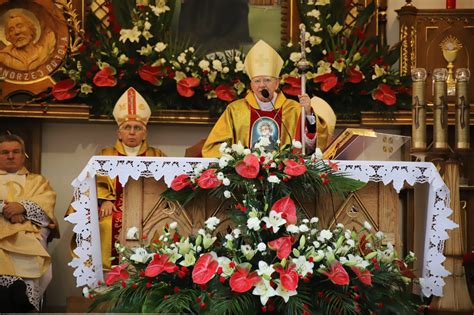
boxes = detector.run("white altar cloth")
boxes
[65,157,457,297]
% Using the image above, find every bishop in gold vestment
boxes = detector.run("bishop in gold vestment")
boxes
[202,40,336,157]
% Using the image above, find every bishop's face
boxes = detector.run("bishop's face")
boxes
[0,141,25,173]
[250,76,279,102]
[117,121,147,148]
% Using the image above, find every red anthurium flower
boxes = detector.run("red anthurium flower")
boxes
[282,76,301,96]
[93,66,117,87]
[52,79,78,100]
[322,261,349,285]
[177,77,200,97]
[171,174,191,191]
[145,253,176,277]
[192,253,219,284]
[347,66,363,84]
[328,161,339,171]
[138,65,162,85]
[268,236,293,260]
[271,196,297,225]
[314,73,338,92]
[105,264,129,286]
[196,169,221,189]
[229,266,261,293]
[394,259,417,279]
[274,263,299,291]
[235,154,260,179]
[215,84,237,102]
[372,83,396,106]
[350,266,372,286]
[283,159,307,177]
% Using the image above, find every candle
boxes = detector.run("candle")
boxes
[455,68,470,149]
[411,68,427,150]
[446,0,456,9]
[433,68,448,149]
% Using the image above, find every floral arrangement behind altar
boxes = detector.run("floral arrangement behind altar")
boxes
[49,0,410,118]
[84,142,427,314]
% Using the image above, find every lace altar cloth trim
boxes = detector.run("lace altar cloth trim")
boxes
[65,157,457,297]
[0,276,40,310]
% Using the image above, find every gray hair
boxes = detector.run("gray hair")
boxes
[0,133,25,153]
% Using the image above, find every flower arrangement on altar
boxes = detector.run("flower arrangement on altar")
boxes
[83,141,427,314]
[50,0,410,118]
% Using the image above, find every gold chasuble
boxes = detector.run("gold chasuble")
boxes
[202,92,331,158]
[0,167,57,278]
[97,140,165,269]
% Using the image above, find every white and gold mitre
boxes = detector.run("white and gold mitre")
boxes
[244,40,283,79]
[113,87,151,126]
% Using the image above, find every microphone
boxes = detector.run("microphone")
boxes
[261,89,270,100]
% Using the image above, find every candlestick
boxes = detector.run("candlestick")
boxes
[455,68,470,149]
[297,24,310,155]
[411,68,427,150]
[433,68,448,150]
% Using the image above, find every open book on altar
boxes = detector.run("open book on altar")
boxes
[323,128,411,161]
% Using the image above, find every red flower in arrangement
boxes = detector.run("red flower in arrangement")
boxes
[394,259,417,279]
[350,266,372,286]
[271,196,297,225]
[51,79,78,100]
[229,266,260,293]
[170,174,191,191]
[268,236,293,260]
[372,83,396,106]
[322,261,350,285]
[192,253,219,285]
[274,263,299,291]
[105,264,129,286]
[196,169,221,189]
[215,84,237,102]
[138,65,163,85]
[93,66,117,87]
[346,66,364,84]
[177,77,200,97]
[283,159,307,177]
[145,253,177,277]
[235,154,260,179]
[314,73,338,92]
[282,76,302,96]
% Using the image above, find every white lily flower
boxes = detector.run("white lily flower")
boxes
[257,261,275,278]
[154,42,167,52]
[275,281,297,302]
[150,2,170,16]
[232,141,245,154]
[252,279,276,306]
[177,237,192,254]
[241,244,257,260]
[130,247,152,264]
[203,234,217,249]
[292,255,314,278]
[262,211,286,233]
[119,27,141,43]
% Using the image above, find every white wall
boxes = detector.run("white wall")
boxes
[43,0,474,309]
